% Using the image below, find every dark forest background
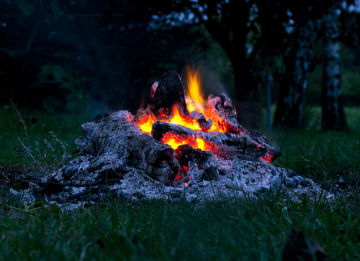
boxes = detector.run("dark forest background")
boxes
[1,0,360,130]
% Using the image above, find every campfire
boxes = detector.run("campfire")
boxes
[76,69,281,185]
[12,69,332,206]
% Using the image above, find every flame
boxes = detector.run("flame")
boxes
[161,133,206,150]
[136,67,226,153]
[138,113,156,133]
[170,105,201,130]
[186,66,205,106]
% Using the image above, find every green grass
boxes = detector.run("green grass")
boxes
[1,192,360,260]
[1,105,360,260]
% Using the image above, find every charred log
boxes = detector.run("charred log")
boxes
[151,70,190,118]
[151,121,267,160]
[190,110,212,131]
[207,94,239,133]
[75,110,180,183]
[206,94,280,162]
[243,129,281,162]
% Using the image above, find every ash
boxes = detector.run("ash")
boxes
[7,153,336,211]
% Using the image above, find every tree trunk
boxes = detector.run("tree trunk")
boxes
[231,48,260,127]
[273,19,318,129]
[321,8,348,131]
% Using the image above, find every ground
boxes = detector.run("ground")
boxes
[0,105,359,260]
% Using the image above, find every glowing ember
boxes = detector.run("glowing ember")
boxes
[160,133,207,150]
[138,113,156,133]
[166,138,187,150]
[196,137,205,151]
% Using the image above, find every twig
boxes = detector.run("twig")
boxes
[11,101,29,147]
[0,202,35,215]
[17,137,44,172]
[142,173,160,184]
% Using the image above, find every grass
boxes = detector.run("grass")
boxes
[0,106,92,167]
[0,104,360,260]
[1,191,360,260]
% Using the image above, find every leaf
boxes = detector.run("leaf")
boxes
[36,64,53,81]
[51,65,66,82]
[23,201,29,211]
[31,198,45,208]
[50,204,61,214]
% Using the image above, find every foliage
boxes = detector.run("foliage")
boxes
[32,64,86,113]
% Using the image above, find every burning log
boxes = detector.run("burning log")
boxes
[206,94,239,133]
[207,94,281,162]
[151,121,267,160]
[75,111,180,183]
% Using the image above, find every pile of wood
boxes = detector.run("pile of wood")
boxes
[74,70,280,184]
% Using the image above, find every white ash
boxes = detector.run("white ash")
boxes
[8,153,336,211]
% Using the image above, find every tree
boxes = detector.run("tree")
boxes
[273,17,319,128]
[274,1,353,129]
[321,7,348,130]
[186,0,291,126]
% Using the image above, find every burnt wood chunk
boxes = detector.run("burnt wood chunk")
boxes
[243,129,281,162]
[151,121,267,160]
[191,110,212,131]
[207,94,239,133]
[151,70,190,118]
[175,144,210,167]
[75,110,180,183]
[207,93,281,162]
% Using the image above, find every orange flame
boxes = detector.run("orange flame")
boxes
[170,105,201,130]
[136,67,226,153]
[138,112,156,133]
[186,66,205,106]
